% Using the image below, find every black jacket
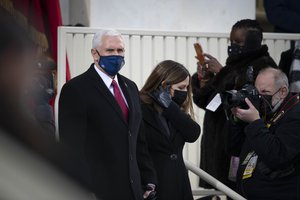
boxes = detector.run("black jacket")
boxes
[264,0,300,33]
[279,46,295,78]
[227,94,300,199]
[192,45,277,188]
[141,102,200,200]
[59,64,157,200]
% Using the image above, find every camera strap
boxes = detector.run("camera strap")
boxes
[266,94,300,128]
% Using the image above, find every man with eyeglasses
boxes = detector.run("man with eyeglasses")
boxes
[228,67,300,199]
[59,29,157,200]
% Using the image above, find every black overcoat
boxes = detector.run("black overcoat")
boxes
[59,64,157,200]
[141,102,200,200]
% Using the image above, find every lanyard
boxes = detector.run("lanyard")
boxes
[266,94,300,128]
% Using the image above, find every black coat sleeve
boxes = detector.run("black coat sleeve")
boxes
[58,82,91,183]
[279,48,293,77]
[162,102,201,142]
[136,121,158,186]
[130,83,158,187]
[191,73,216,109]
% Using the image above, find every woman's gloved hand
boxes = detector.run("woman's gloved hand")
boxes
[149,85,172,108]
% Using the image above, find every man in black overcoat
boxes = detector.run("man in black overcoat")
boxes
[59,29,157,200]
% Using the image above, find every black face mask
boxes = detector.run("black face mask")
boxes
[228,30,262,57]
[172,90,187,106]
[227,43,244,57]
[259,88,281,117]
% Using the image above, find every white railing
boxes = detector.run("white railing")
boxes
[185,160,246,200]
[56,26,300,190]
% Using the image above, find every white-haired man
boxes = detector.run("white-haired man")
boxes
[59,29,157,200]
[228,67,300,199]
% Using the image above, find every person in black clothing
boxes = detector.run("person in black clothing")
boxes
[278,41,300,93]
[140,60,201,200]
[264,0,300,33]
[59,29,157,200]
[264,0,300,93]
[191,19,277,190]
[228,67,300,199]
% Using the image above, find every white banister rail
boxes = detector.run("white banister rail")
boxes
[185,160,246,200]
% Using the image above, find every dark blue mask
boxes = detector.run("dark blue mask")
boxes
[97,54,125,76]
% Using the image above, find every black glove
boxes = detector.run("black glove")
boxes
[149,85,172,108]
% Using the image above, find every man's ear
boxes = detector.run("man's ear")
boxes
[281,86,289,98]
[91,49,99,62]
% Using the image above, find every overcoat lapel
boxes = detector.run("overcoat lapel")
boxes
[143,106,172,141]
[87,65,128,126]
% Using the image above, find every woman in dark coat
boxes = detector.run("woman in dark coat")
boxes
[191,19,278,189]
[140,60,201,200]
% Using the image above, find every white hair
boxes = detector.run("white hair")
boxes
[260,67,289,89]
[92,29,123,49]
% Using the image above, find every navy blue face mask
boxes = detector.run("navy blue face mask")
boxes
[96,51,125,76]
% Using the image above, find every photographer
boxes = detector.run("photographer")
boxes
[227,67,300,199]
[191,19,277,190]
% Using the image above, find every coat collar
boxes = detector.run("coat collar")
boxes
[86,64,133,126]
[141,104,173,140]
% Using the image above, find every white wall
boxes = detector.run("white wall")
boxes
[60,0,256,32]
[60,0,90,26]
[89,0,255,32]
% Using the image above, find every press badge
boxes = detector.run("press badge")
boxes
[206,93,222,112]
[241,151,255,165]
[242,153,258,179]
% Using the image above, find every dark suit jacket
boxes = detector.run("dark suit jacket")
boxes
[279,48,293,78]
[141,102,200,200]
[59,64,157,200]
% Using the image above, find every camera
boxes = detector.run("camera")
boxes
[220,66,260,109]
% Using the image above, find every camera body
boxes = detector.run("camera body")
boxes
[220,66,261,110]
[220,84,260,109]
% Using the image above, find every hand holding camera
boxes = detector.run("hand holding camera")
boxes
[231,98,260,123]
[220,66,261,110]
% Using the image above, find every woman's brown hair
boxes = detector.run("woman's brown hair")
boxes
[140,60,195,119]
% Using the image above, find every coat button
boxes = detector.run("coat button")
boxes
[128,131,132,137]
[170,154,178,160]
[130,179,134,184]
[130,155,133,161]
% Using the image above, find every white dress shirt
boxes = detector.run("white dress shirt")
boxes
[94,64,128,106]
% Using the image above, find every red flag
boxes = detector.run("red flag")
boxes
[42,0,62,62]
[42,0,71,81]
